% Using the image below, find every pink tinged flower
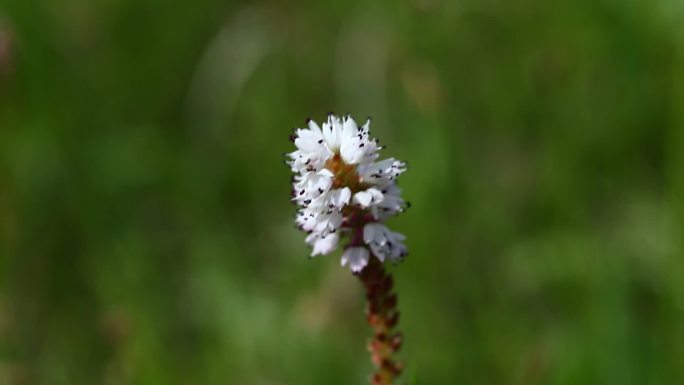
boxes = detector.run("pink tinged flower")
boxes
[341,247,370,273]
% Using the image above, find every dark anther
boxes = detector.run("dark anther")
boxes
[359,143,365,148]
[318,139,323,144]
[318,188,324,194]
[299,190,305,195]
[304,199,311,204]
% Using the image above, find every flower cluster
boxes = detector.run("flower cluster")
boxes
[287,114,409,272]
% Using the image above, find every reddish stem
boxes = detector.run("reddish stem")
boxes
[358,257,403,385]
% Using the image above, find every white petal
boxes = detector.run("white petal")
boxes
[311,233,339,256]
[352,188,384,208]
[293,129,324,152]
[358,158,406,184]
[369,243,386,262]
[307,119,322,133]
[296,170,333,196]
[294,137,317,153]
[362,118,371,132]
[314,211,343,232]
[363,223,383,244]
[331,115,343,142]
[353,191,372,207]
[361,224,408,263]
[318,169,334,178]
[341,247,369,272]
[342,116,358,139]
[392,232,407,242]
[330,187,352,208]
[322,116,341,150]
[328,211,343,228]
[340,138,365,164]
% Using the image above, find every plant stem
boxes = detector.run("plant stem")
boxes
[358,256,403,385]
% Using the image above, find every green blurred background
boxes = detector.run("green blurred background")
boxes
[1,0,683,384]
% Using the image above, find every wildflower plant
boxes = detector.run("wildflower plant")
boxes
[286,114,410,385]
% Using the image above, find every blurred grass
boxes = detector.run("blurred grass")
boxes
[0,0,683,384]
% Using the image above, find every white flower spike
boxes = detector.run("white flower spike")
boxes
[287,114,410,272]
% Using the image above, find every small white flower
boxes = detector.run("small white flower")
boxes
[329,187,352,208]
[358,158,406,186]
[352,188,384,208]
[294,169,333,203]
[370,184,408,220]
[308,232,340,257]
[287,114,409,272]
[341,247,370,273]
[363,223,408,262]
[295,208,343,234]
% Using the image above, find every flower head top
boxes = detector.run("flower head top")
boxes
[287,114,409,272]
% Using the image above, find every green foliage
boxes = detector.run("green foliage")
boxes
[0,0,682,384]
